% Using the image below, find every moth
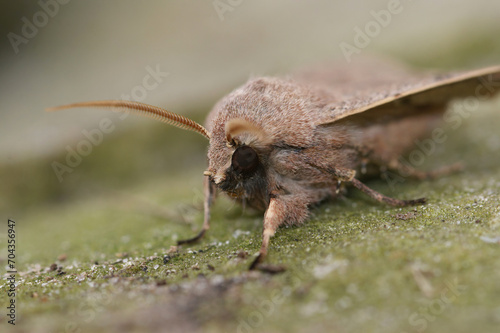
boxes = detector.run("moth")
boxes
[49,57,500,270]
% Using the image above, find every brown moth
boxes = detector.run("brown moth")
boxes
[48,57,500,270]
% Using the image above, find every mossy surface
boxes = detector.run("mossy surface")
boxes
[1,87,500,333]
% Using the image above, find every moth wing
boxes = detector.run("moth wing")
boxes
[307,60,500,127]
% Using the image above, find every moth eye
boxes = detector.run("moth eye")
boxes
[232,145,259,173]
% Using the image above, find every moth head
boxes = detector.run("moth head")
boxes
[205,118,272,201]
[47,100,271,203]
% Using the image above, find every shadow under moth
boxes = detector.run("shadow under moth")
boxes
[49,57,500,270]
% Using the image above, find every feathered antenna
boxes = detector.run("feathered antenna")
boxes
[46,100,210,140]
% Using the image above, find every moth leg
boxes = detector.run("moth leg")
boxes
[350,178,426,207]
[387,160,463,180]
[321,165,426,207]
[177,177,216,245]
[249,197,281,270]
[249,194,309,270]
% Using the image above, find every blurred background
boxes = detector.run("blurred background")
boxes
[1,0,500,257]
[1,1,500,161]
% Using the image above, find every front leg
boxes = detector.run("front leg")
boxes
[249,194,309,270]
[177,176,216,245]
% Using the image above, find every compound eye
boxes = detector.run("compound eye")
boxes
[232,145,258,173]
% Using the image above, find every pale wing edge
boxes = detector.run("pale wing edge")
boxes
[316,65,500,126]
